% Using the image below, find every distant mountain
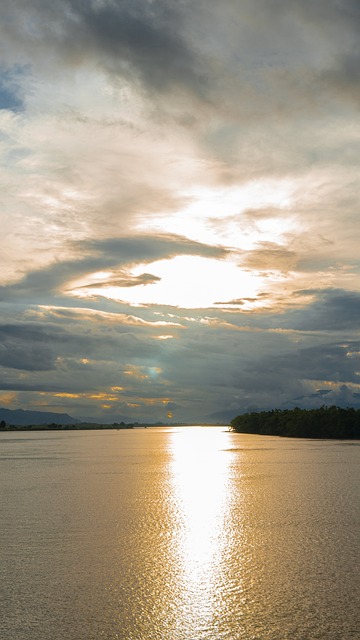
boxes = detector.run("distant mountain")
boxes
[0,408,80,426]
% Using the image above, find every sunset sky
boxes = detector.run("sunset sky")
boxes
[1,0,360,422]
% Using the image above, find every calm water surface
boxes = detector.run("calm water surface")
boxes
[0,427,359,639]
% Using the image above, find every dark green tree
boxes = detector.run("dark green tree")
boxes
[230,406,360,439]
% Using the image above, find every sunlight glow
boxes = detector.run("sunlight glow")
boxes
[136,179,296,249]
[85,256,262,308]
[123,365,162,380]
[171,427,231,626]
[170,428,231,600]
[52,391,119,402]
[181,180,293,219]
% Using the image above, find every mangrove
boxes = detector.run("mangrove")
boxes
[230,406,360,439]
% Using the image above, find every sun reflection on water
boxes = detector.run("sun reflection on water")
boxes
[169,427,233,633]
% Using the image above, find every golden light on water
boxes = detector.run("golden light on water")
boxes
[169,427,233,626]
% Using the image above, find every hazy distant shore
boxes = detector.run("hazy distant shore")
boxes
[0,422,208,431]
[0,423,134,431]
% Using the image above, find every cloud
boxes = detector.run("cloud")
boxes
[0,1,359,421]
[241,243,298,272]
[78,272,161,290]
[282,289,360,331]
[0,0,208,100]
[0,0,354,121]
[0,285,359,420]
[0,324,56,371]
[262,341,360,386]
[0,233,228,301]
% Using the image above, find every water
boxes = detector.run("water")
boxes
[0,427,359,639]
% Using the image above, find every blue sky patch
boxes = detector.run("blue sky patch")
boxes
[0,67,25,112]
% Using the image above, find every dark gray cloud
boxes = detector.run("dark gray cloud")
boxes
[295,384,360,408]
[0,0,208,99]
[85,234,227,263]
[0,324,56,371]
[0,314,164,382]
[213,288,360,334]
[283,289,360,331]
[0,233,228,301]
[259,341,360,386]
[0,287,359,420]
[0,340,54,371]
[1,0,357,111]
[72,0,208,96]
[321,52,360,105]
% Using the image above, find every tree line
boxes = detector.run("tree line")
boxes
[230,406,360,439]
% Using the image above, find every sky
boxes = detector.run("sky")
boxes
[0,0,360,423]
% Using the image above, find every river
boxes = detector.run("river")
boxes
[0,426,359,639]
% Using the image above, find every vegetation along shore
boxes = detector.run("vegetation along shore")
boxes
[230,406,360,439]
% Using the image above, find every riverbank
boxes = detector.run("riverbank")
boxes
[230,406,360,439]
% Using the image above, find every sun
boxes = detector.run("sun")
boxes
[92,255,262,308]
[68,176,299,310]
